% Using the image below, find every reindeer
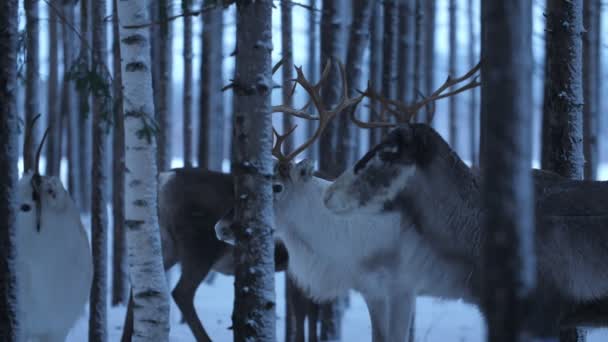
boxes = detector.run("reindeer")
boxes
[15,115,92,342]
[214,61,481,342]
[323,123,608,336]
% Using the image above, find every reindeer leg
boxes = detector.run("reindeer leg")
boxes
[307,301,319,342]
[172,261,213,342]
[362,292,389,342]
[387,290,415,342]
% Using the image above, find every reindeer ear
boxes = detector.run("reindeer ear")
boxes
[294,159,314,181]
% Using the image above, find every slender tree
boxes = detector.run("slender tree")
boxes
[155,0,172,171]
[78,0,91,212]
[481,1,536,341]
[117,0,171,340]
[468,0,477,165]
[281,0,294,154]
[199,0,224,170]
[183,0,193,168]
[89,0,109,340]
[542,1,585,340]
[231,1,276,341]
[448,0,458,149]
[382,0,399,118]
[398,0,416,105]
[306,0,319,161]
[582,0,600,180]
[46,6,61,176]
[111,0,127,306]
[318,1,348,339]
[62,0,80,200]
[24,0,39,170]
[369,1,383,146]
[0,0,20,339]
[413,0,425,122]
[423,0,436,125]
[541,0,584,180]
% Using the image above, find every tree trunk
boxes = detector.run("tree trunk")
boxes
[542,1,585,340]
[423,0,436,125]
[89,0,109,340]
[281,0,295,155]
[46,7,60,176]
[339,0,374,172]
[448,0,458,149]
[480,1,536,341]
[0,1,20,339]
[78,0,91,213]
[413,0,425,122]
[155,0,172,172]
[306,0,319,161]
[541,0,584,181]
[183,0,193,168]
[468,0,478,165]
[318,1,347,338]
[24,0,39,171]
[398,0,415,106]
[117,0,171,340]
[111,0,128,307]
[382,0,398,129]
[232,1,276,341]
[62,2,79,200]
[199,1,224,170]
[369,1,383,146]
[582,0,600,180]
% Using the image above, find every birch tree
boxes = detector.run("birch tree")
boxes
[448,0,458,149]
[424,0,436,124]
[480,0,536,341]
[63,0,80,200]
[541,0,585,340]
[89,0,109,339]
[306,0,319,161]
[468,0,478,165]
[24,0,39,170]
[369,1,383,146]
[398,0,416,106]
[382,0,399,114]
[413,0,425,122]
[183,0,193,168]
[231,1,276,340]
[78,0,91,212]
[582,0,600,180]
[0,0,20,339]
[117,1,171,340]
[155,0,171,172]
[46,6,60,176]
[199,0,224,170]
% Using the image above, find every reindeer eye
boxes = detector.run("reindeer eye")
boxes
[20,204,32,212]
[272,184,284,193]
[378,145,401,162]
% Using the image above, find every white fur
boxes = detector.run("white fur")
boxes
[16,172,93,341]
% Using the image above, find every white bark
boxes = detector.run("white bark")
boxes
[117,1,170,340]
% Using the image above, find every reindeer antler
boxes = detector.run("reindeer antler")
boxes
[352,62,482,126]
[271,59,367,164]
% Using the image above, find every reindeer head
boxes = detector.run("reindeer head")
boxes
[16,115,71,233]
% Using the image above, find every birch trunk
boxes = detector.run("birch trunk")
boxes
[480,1,536,341]
[0,0,20,339]
[63,2,79,199]
[89,0,109,339]
[423,0,435,125]
[24,0,39,171]
[117,1,171,340]
[467,0,478,165]
[541,0,584,181]
[46,8,60,176]
[413,0,425,122]
[111,0,127,306]
[156,0,171,172]
[369,1,383,146]
[199,1,224,170]
[582,0,600,180]
[382,0,398,128]
[78,0,91,212]
[448,0,458,149]
[183,0,193,168]
[281,0,294,153]
[232,1,276,340]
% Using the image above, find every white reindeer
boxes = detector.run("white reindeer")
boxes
[15,116,92,341]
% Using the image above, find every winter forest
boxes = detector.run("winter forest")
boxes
[2,0,608,341]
